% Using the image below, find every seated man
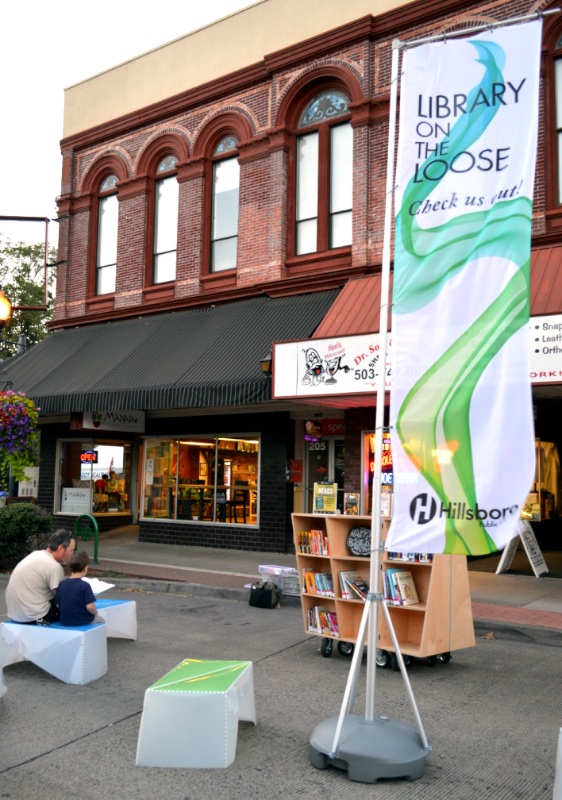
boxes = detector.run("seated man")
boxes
[5,530,76,624]
[95,474,108,493]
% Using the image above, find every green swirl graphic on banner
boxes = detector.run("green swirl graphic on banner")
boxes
[394,39,531,554]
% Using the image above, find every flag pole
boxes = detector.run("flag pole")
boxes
[311,40,430,775]
[364,35,400,721]
[363,36,430,743]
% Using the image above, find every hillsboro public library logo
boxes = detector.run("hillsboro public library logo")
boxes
[409,493,520,528]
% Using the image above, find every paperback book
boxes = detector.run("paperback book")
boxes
[338,570,369,601]
[384,569,419,606]
[83,577,115,595]
[395,570,419,606]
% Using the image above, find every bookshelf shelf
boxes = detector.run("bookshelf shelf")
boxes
[292,512,475,663]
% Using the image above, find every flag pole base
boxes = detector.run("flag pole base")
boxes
[310,713,429,784]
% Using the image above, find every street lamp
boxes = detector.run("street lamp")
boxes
[0,287,12,330]
[0,287,26,356]
[259,351,272,377]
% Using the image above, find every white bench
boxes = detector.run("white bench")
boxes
[0,620,107,685]
[95,598,137,640]
[136,658,256,768]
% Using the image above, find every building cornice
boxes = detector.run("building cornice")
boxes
[60,0,473,154]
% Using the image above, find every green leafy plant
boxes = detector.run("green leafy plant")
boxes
[0,502,52,568]
[0,236,56,359]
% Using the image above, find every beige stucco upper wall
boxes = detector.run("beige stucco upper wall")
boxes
[63,0,410,138]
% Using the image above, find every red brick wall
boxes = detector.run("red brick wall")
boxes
[54,0,554,328]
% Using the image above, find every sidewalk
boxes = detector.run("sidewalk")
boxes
[80,525,562,644]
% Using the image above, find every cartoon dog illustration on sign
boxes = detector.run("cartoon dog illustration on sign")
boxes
[301,348,350,386]
[302,348,325,385]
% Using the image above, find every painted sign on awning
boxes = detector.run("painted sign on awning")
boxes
[386,20,542,556]
[82,410,145,433]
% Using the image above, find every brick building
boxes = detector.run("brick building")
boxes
[5,0,562,551]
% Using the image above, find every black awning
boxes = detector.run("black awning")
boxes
[2,291,338,414]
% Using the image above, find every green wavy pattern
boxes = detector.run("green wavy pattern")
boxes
[394,39,531,554]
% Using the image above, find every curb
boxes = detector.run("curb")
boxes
[0,574,302,606]
[101,576,303,605]
[1,575,560,645]
[473,618,562,648]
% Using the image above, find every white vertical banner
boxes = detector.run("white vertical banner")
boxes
[386,21,542,555]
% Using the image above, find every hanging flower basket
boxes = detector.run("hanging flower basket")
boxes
[0,391,40,483]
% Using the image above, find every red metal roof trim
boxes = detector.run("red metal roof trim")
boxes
[316,247,561,341]
[530,246,562,316]
[314,274,392,338]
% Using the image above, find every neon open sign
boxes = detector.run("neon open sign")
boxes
[80,450,98,464]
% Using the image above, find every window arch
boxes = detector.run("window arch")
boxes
[82,154,129,300]
[211,136,240,272]
[294,89,353,255]
[96,173,119,295]
[276,68,362,261]
[152,155,179,284]
[137,133,189,288]
[194,113,253,275]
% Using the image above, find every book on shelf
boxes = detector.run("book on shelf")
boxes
[386,550,433,563]
[384,568,402,605]
[297,528,329,555]
[343,492,359,515]
[338,570,369,601]
[303,568,316,594]
[338,570,353,599]
[307,605,339,637]
[395,570,419,605]
[385,568,419,606]
[302,569,334,597]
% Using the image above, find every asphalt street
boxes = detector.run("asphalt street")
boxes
[0,578,561,800]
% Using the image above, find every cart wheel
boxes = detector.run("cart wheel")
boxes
[438,652,452,664]
[320,638,333,658]
[376,649,391,668]
[337,641,355,657]
[390,653,412,671]
[427,655,438,667]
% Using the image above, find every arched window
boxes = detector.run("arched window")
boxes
[96,174,119,295]
[211,136,240,271]
[153,155,179,284]
[294,89,352,256]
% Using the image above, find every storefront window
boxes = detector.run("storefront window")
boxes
[56,440,132,515]
[142,435,259,524]
[363,430,393,517]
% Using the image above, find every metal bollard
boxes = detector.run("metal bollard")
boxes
[73,514,100,564]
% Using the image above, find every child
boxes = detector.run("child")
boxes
[55,551,98,626]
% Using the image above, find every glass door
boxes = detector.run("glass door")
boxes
[305,437,345,512]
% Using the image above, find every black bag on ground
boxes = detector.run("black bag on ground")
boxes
[249,579,279,609]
